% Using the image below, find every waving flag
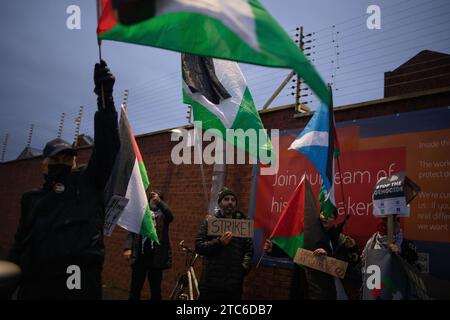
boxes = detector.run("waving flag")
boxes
[289,103,339,218]
[270,175,318,258]
[104,106,159,243]
[96,0,331,106]
[182,54,271,159]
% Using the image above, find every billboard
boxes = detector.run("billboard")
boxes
[250,106,450,280]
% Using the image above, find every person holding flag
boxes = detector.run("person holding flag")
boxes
[275,96,358,299]
[8,61,120,299]
[262,166,359,300]
[123,190,174,300]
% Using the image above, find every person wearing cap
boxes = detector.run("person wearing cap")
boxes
[8,60,120,300]
[195,187,253,300]
[123,190,174,300]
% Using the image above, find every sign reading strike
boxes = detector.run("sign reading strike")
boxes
[372,171,409,217]
[294,248,348,279]
[208,217,254,238]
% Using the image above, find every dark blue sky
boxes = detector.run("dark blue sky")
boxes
[1,0,449,161]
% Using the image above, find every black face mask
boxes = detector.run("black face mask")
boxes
[46,164,72,181]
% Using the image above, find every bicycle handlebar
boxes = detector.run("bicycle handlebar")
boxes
[179,240,195,254]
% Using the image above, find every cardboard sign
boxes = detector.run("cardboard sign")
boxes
[104,195,129,236]
[207,217,254,238]
[372,171,410,217]
[294,248,348,279]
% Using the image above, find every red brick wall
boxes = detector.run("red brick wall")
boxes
[1,88,449,299]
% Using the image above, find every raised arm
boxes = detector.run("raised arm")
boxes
[85,60,120,189]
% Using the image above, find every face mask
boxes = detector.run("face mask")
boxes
[46,164,72,181]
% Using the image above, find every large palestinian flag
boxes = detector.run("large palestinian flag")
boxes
[96,0,331,106]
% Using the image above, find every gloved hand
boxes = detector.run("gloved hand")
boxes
[94,60,115,96]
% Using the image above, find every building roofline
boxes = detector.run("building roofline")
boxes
[2,86,450,165]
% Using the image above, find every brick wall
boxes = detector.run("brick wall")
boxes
[1,82,449,299]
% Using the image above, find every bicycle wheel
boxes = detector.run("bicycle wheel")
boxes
[169,274,188,300]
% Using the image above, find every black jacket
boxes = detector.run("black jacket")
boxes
[303,223,341,300]
[195,209,253,293]
[124,200,173,269]
[267,244,308,300]
[8,98,119,298]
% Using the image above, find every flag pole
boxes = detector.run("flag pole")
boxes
[96,0,106,110]
[329,84,350,225]
[256,252,265,268]
[194,120,210,212]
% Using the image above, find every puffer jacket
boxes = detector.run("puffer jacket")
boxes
[195,209,253,293]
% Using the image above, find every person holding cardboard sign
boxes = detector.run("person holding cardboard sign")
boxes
[195,187,253,300]
[303,210,345,300]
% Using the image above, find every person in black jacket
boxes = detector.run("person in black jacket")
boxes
[195,187,253,300]
[123,190,173,300]
[264,214,360,300]
[8,60,120,300]
[263,240,309,300]
[303,211,343,300]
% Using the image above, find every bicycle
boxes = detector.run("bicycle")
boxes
[169,240,200,300]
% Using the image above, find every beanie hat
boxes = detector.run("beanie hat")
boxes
[217,187,237,204]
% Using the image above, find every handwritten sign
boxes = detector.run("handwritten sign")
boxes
[294,248,348,279]
[207,217,254,238]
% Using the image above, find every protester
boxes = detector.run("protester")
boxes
[263,240,308,299]
[264,210,360,300]
[123,190,173,300]
[361,216,420,270]
[333,234,362,300]
[195,187,253,300]
[303,211,349,300]
[8,60,120,299]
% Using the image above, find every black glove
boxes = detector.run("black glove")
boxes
[94,60,115,96]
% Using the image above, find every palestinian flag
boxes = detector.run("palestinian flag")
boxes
[182,54,271,160]
[96,0,331,106]
[289,103,340,219]
[270,175,318,258]
[104,106,159,243]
